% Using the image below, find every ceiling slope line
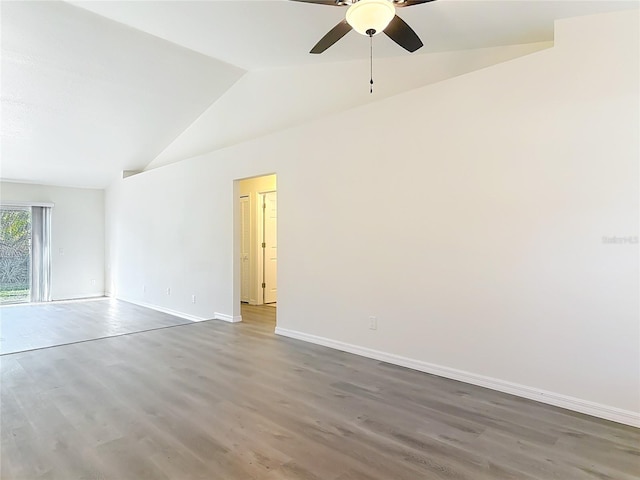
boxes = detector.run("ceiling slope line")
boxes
[144,41,553,171]
[142,70,251,172]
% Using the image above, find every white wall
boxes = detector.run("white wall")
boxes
[1,182,105,300]
[106,11,639,425]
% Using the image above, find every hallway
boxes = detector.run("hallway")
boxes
[241,303,276,328]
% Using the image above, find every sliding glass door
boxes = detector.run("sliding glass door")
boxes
[0,207,32,304]
[0,205,51,304]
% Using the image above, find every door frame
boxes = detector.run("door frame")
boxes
[258,190,277,305]
[239,195,250,303]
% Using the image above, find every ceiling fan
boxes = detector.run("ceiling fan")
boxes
[290,0,436,54]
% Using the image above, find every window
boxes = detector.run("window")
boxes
[0,207,31,303]
[0,205,51,304]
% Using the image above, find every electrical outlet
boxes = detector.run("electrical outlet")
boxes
[90,278,96,285]
[143,285,146,293]
[192,295,196,304]
[369,316,377,330]
[166,287,171,296]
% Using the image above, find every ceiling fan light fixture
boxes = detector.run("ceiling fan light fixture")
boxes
[346,0,396,36]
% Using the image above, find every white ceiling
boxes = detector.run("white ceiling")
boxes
[147,41,552,169]
[1,1,244,188]
[70,0,638,70]
[1,0,638,188]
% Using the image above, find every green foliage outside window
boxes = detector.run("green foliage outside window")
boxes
[0,209,31,303]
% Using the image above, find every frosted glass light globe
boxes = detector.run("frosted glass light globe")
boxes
[346,0,396,36]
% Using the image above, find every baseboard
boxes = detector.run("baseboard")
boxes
[52,292,106,301]
[214,312,242,323]
[275,327,640,428]
[118,297,209,323]
[1,296,108,308]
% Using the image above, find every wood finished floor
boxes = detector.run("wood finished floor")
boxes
[1,301,639,479]
[0,298,190,355]
[241,303,277,327]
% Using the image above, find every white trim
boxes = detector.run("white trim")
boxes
[118,297,209,322]
[275,327,640,428]
[1,201,54,208]
[214,312,243,323]
[0,296,108,308]
[49,296,107,304]
[52,293,106,302]
[255,191,264,306]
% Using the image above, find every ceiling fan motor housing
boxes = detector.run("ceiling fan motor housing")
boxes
[336,0,410,4]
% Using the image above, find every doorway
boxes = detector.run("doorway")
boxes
[236,174,277,328]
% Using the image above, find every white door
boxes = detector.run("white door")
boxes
[240,196,250,303]
[263,192,277,304]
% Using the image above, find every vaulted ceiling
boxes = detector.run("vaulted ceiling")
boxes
[1,0,638,188]
[71,0,638,69]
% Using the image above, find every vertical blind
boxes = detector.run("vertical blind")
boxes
[31,206,52,302]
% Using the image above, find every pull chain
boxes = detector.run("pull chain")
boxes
[369,32,374,94]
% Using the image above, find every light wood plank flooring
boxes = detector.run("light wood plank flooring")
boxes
[241,303,276,327]
[1,301,639,479]
[0,298,190,355]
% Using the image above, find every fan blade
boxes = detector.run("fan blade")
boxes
[395,0,437,7]
[289,0,344,6]
[310,20,352,54]
[384,15,423,52]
